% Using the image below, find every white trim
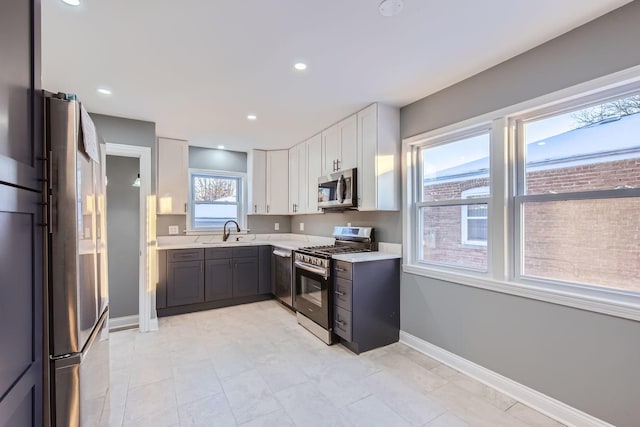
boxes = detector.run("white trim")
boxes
[109,314,139,330]
[105,143,157,333]
[399,331,615,427]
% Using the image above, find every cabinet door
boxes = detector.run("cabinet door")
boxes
[357,104,377,210]
[288,146,299,214]
[306,134,322,214]
[258,246,272,294]
[0,185,43,426]
[337,114,358,171]
[249,150,266,214]
[204,259,233,301]
[232,257,258,297]
[266,150,289,215]
[166,260,204,306]
[321,125,339,175]
[0,0,42,191]
[157,138,188,214]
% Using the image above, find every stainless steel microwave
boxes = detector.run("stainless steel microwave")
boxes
[318,168,357,210]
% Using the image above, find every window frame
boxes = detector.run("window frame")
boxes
[187,168,247,232]
[413,125,493,274]
[402,66,640,322]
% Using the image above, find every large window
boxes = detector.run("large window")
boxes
[516,93,640,294]
[189,170,245,230]
[417,130,490,271]
[405,81,640,319]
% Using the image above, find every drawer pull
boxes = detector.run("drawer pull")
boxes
[335,267,347,272]
[335,319,346,326]
[334,290,345,296]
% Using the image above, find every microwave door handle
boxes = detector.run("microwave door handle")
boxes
[337,174,345,203]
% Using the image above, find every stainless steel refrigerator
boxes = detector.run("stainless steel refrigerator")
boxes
[43,92,110,427]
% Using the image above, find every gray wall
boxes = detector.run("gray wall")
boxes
[290,211,401,243]
[400,2,640,426]
[106,155,140,319]
[90,113,156,191]
[189,146,247,172]
[247,215,292,234]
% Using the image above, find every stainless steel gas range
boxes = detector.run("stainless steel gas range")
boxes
[293,226,376,344]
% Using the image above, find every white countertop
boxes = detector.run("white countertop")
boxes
[332,252,401,263]
[156,234,403,261]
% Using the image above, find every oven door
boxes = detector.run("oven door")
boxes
[294,261,331,329]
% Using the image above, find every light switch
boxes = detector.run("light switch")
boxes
[299,222,304,231]
[168,225,179,235]
[274,222,280,231]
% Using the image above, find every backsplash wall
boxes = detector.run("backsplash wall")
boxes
[290,211,402,243]
[247,215,292,234]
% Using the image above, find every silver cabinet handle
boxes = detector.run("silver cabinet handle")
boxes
[335,267,346,272]
[334,290,345,296]
[200,262,203,273]
[254,204,257,213]
[267,205,270,213]
[335,319,346,326]
[336,159,340,171]
[184,203,187,213]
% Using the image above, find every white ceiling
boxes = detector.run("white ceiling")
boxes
[42,0,633,152]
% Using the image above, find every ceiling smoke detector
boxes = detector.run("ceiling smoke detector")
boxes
[379,0,404,17]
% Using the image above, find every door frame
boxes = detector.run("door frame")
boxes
[105,143,157,332]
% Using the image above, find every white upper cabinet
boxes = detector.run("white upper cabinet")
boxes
[356,103,400,211]
[306,133,322,214]
[249,149,289,215]
[288,143,307,214]
[265,150,289,215]
[321,114,358,175]
[248,150,266,214]
[157,137,189,214]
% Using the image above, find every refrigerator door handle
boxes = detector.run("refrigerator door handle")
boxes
[52,307,109,366]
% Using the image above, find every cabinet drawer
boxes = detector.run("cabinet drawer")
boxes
[334,260,352,280]
[168,248,203,262]
[205,247,233,260]
[334,277,352,311]
[334,306,352,342]
[232,246,258,258]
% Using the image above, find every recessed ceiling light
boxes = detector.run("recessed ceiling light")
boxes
[217,145,225,150]
[294,62,307,71]
[97,88,112,95]
[247,114,257,121]
[379,0,403,17]
[62,0,81,6]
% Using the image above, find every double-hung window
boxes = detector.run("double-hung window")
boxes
[188,170,246,230]
[514,92,640,294]
[405,77,640,319]
[416,128,491,271]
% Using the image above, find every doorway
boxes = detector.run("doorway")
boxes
[106,155,140,329]
[104,143,156,332]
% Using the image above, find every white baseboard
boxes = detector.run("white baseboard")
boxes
[109,314,139,330]
[399,331,614,427]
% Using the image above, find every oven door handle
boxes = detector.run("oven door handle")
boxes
[294,260,328,279]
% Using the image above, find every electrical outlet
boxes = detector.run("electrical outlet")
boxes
[168,225,179,235]
[347,222,352,227]
[299,222,304,231]
[274,222,280,231]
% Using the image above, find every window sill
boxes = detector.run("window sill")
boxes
[403,263,640,322]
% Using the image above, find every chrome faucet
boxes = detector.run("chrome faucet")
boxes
[222,220,241,242]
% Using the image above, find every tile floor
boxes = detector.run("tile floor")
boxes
[100,300,565,427]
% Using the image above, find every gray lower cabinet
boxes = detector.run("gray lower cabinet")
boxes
[158,245,271,315]
[232,257,259,297]
[333,258,400,354]
[167,258,205,307]
[204,259,233,301]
